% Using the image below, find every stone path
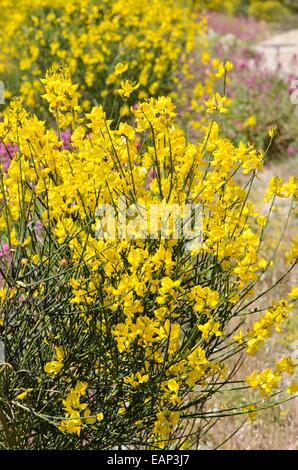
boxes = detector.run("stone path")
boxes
[255,29,298,76]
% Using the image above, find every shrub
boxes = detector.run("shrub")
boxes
[0,69,297,449]
[0,0,215,123]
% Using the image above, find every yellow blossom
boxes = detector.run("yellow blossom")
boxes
[118,80,139,99]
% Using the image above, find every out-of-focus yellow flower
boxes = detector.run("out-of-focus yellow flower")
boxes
[268,126,277,138]
[115,62,128,76]
[16,388,33,400]
[205,93,228,114]
[242,404,257,422]
[118,80,139,99]
[44,346,64,375]
[243,115,257,128]
[287,382,298,394]
[216,60,234,77]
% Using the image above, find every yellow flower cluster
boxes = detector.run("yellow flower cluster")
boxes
[246,357,297,397]
[41,67,81,128]
[58,382,99,435]
[234,300,294,354]
[193,0,290,21]
[152,410,180,449]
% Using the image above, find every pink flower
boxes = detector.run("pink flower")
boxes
[0,243,9,257]
[287,146,296,156]
[61,130,72,150]
[0,142,18,172]
[147,167,157,185]
[245,78,253,88]
[54,129,73,150]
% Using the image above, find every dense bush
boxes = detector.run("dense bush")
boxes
[0,68,297,449]
[0,0,297,451]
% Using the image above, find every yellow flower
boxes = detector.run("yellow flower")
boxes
[275,357,296,376]
[74,382,88,396]
[216,60,234,78]
[268,126,277,138]
[198,319,222,340]
[55,346,64,363]
[84,409,96,424]
[258,258,268,269]
[167,378,179,393]
[44,346,64,375]
[16,388,33,400]
[233,329,244,345]
[288,287,298,298]
[44,361,63,375]
[70,278,80,289]
[287,382,298,394]
[225,61,234,72]
[246,368,281,396]
[115,63,128,76]
[257,215,267,227]
[96,412,104,422]
[41,66,80,128]
[59,382,92,435]
[286,240,298,263]
[242,404,257,422]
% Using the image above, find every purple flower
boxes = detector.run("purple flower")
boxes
[61,129,72,150]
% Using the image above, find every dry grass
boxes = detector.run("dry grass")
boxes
[204,155,298,450]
